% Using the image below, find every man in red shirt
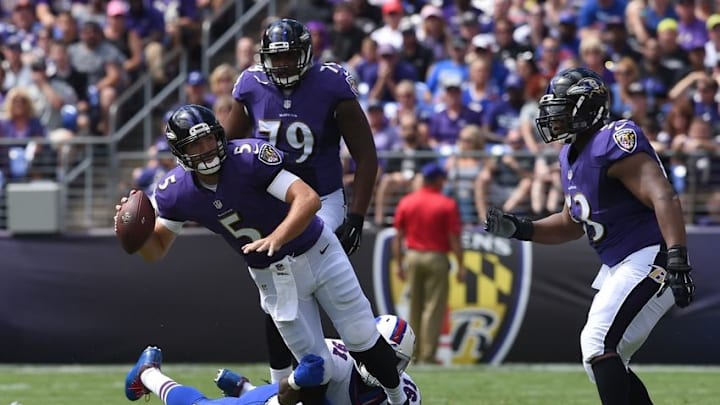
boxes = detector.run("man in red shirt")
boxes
[392,162,467,364]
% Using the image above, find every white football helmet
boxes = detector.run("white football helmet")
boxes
[357,315,416,387]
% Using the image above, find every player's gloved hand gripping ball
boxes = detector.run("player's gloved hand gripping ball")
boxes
[658,245,695,308]
[114,190,156,254]
[287,354,325,390]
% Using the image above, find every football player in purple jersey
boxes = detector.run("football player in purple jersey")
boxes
[115,105,410,405]
[222,18,381,390]
[485,68,694,405]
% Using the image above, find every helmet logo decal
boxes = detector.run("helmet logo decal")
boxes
[613,128,637,153]
[166,131,177,141]
[389,318,408,345]
[189,122,211,137]
[258,143,282,165]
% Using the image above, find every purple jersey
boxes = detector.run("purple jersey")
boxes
[153,139,323,268]
[232,62,359,195]
[560,119,663,266]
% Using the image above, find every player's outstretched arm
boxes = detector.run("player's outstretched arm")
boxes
[224,99,254,140]
[485,205,584,244]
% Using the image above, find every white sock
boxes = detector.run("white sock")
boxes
[269,366,293,384]
[241,380,257,396]
[141,368,180,404]
[385,384,408,405]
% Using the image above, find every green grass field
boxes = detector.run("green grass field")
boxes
[1,363,718,405]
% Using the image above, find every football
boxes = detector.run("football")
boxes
[115,190,156,254]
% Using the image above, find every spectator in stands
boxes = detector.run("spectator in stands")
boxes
[399,19,434,81]
[182,70,213,110]
[329,1,366,64]
[704,14,720,69]
[579,36,614,85]
[0,87,52,181]
[2,36,32,92]
[602,16,642,63]
[366,100,399,156]
[515,51,547,102]
[126,0,166,84]
[672,116,720,197]
[426,36,469,101]
[349,37,378,91]
[374,111,435,226]
[457,11,481,46]
[392,162,466,365]
[235,36,257,72]
[494,17,531,69]
[370,0,404,49]
[47,39,90,132]
[675,0,708,51]
[475,129,534,220]
[4,0,41,49]
[482,73,527,144]
[443,124,485,224]
[212,95,234,128]
[208,64,238,102]
[365,43,417,103]
[427,75,483,151]
[518,3,550,51]
[462,57,499,115]
[27,55,78,130]
[53,11,80,45]
[67,20,125,134]
[417,4,448,61]
[104,0,144,81]
[637,36,676,93]
[556,11,580,62]
[609,57,641,120]
[160,0,203,68]
[389,79,432,134]
[657,18,690,83]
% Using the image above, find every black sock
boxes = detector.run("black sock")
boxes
[591,355,630,405]
[349,336,400,389]
[628,368,653,405]
[265,314,293,370]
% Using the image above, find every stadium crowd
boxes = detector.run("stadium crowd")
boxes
[2,0,720,228]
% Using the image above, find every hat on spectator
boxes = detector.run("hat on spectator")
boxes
[559,11,576,25]
[4,35,22,51]
[421,162,447,181]
[657,18,679,33]
[645,79,668,98]
[627,81,646,95]
[450,36,467,49]
[382,0,403,15]
[420,4,443,19]
[472,34,496,51]
[504,73,525,90]
[603,15,625,29]
[378,42,398,56]
[107,0,129,17]
[707,14,720,30]
[367,100,384,111]
[440,75,463,90]
[186,70,206,85]
[155,138,171,153]
[399,18,416,34]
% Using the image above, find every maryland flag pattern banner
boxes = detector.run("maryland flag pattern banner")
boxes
[372,227,532,365]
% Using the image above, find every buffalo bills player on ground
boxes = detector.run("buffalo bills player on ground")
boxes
[222,18,379,389]
[114,105,410,405]
[484,68,694,405]
[215,315,421,405]
[124,347,325,405]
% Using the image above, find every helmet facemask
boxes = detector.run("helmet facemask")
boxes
[169,122,227,175]
[261,47,311,88]
[355,315,416,387]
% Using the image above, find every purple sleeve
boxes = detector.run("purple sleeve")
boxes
[321,62,359,101]
[153,170,184,222]
[231,67,264,105]
[595,120,656,165]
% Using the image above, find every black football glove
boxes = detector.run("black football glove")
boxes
[484,207,534,241]
[335,213,364,255]
[657,245,694,308]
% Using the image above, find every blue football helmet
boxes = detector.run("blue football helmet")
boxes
[259,18,313,88]
[165,104,227,175]
[535,67,609,144]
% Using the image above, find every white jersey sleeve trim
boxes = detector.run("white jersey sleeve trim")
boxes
[267,169,300,202]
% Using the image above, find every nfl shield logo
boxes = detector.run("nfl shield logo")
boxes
[213,200,223,209]
[283,99,292,109]
[373,227,532,365]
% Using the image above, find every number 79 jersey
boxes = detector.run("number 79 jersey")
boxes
[323,339,422,405]
[559,119,663,267]
[232,63,360,196]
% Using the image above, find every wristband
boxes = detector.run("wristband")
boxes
[514,217,534,241]
[287,372,301,391]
